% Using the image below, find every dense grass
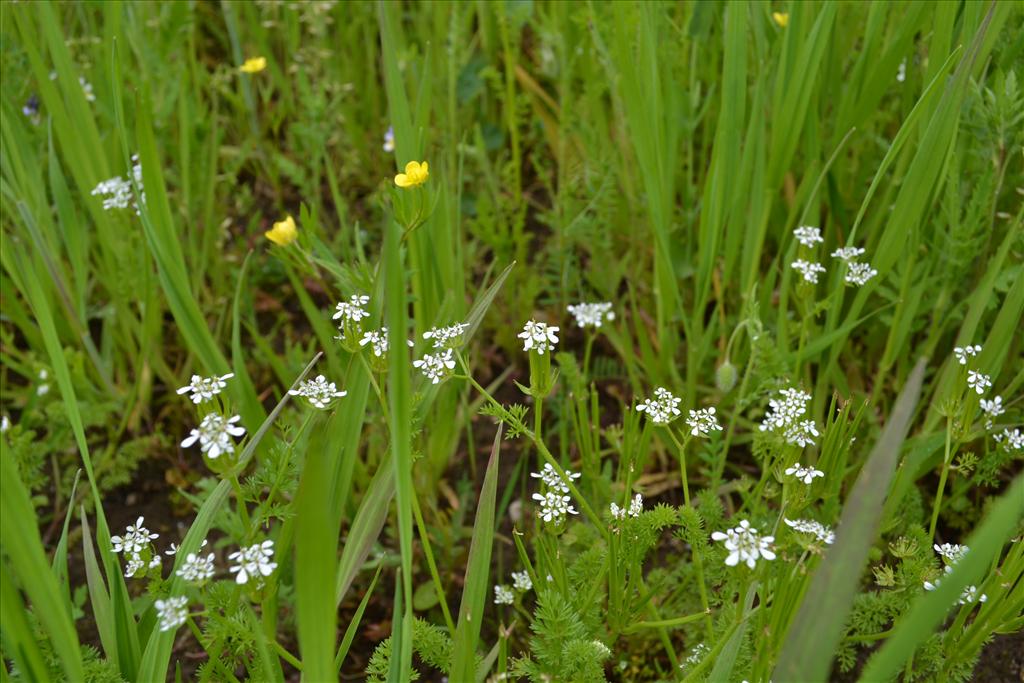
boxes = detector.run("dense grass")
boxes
[1,1,1022,681]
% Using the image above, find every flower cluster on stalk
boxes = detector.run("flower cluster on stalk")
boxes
[711,519,776,569]
[686,407,723,437]
[228,540,278,585]
[636,387,682,424]
[759,387,819,448]
[289,374,347,409]
[566,301,615,329]
[176,373,234,404]
[518,320,560,355]
[784,518,835,545]
[922,542,986,604]
[91,155,144,213]
[181,413,246,459]
[530,463,580,524]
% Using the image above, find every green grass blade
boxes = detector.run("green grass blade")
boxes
[773,359,926,682]
[0,561,50,682]
[80,507,118,668]
[50,470,81,616]
[334,566,383,675]
[451,425,503,681]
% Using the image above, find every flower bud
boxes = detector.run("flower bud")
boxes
[715,360,738,393]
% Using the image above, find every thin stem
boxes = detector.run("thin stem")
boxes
[928,416,954,543]
[411,493,457,634]
[272,640,303,671]
[582,332,595,380]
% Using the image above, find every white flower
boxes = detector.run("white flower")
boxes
[922,566,987,605]
[511,571,532,592]
[610,502,626,520]
[994,428,1023,451]
[36,383,50,396]
[592,641,612,658]
[155,596,189,632]
[685,643,709,665]
[124,554,145,578]
[785,463,825,485]
[933,543,969,565]
[760,387,812,434]
[530,463,580,494]
[953,345,982,365]
[176,373,234,404]
[0,415,9,432]
[359,327,389,357]
[791,259,826,283]
[784,518,835,545]
[518,320,559,355]
[711,520,776,569]
[531,491,578,523]
[844,262,878,286]
[966,371,991,395]
[566,302,615,329]
[493,584,514,605]
[636,387,682,424]
[149,555,162,570]
[332,295,371,323]
[628,493,643,518]
[228,540,277,585]
[383,126,395,153]
[111,516,159,555]
[289,374,347,408]
[979,396,1004,418]
[181,413,246,459]
[79,76,96,102]
[413,349,457,384]
[784,419,820,447]
[422,323,469,349]
[830,246,866,261]
[686,407,723,437]
[166,539,207,556]
[92,175,133,210]
[793,226,824,247]
[896,58,907,83]
[176,552,216,583]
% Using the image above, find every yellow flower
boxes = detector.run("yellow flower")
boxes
[772,11,789,27]
[394,161,429,188]
[265,215,297,246]
[239,57,267,74]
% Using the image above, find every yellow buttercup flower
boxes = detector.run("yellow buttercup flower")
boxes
[240,57,267,74]
[266,215,297,246]
[772,12,789,27]
[394,161,429,188]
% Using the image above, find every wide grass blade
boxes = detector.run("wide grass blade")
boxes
[773,358,926,681]
[451,425,503,681]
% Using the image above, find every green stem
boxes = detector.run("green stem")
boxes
[411,494,457,634]
[928,416,954,543]
[271,640,302,671]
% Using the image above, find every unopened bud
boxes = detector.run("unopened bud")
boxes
[715,360,738,393]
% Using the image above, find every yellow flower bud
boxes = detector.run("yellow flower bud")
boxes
[265,215,297,246]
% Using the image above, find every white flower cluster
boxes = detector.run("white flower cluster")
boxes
[359,327,389,357]
[423,323,469,349]
[759,387,819,447]
[785,462,824,485]
[784,517,835,545]
[831,245,877,286]
[530,463,581,524]
[711,519,776,569]
[979,396,1004,419]
[966,370,991,396]
[994,427,1023,451]
[794,226,824,247]
[155,596,188,632]
[686,407,723,437]
[511,570,532,592]
[566,302,615,329]
[953,344,982,366]
[610,493,644,521]
[636,387,682,424]
[493,584,515,605]
[830,246,865,261]
[333,295,371,324]
[181,413,246,459]
[91,155,144,212]
[176,373,234,404]
[176,552,216,583]
[413,348,456,384]
[530,463,581,493]
[518,320,560,355]
[228,540,278,585]
[791,259,826,284]
[923,543,986,604]
[288,374,347,409]
[110,517,160,579]
[684,643,709,666]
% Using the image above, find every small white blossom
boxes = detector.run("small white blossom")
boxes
[760,387,812,434]
[413,349,457,384]
[176,552,216,583]
[0,415,9,432]
[610,502,626,520]
[165,539,207,556]
[531,491,578,523]
[994,427,1023,451]
[628,493,643,518]
[711,520,776,569]
[793,226,824,247]
[79,76,96,102]
[792,259,826,283]
[228,540,277,585]
[830,246,866,261]
[518,320,560,355]
[90,156,144,212]
[332,295,371,323]
[934,543,969,565]
[289,374,347,408]
[686,407,723,437]
[896,58,907,83]
[155,596,188,632]
[124,555,145,578]
[784,518,835,545]
[111,516,159,555]
[784,419,820,447]
[422,323,469,349]
[785,463,825,485]
[181,414,246,459]
[36,383,50,396]
[493,584,514,605]
[953,345,982,365]
[383,126,395,153]
[844,262,878,286]
[566,302,615,329]
[685,643,709,665]
[966,371,991,395]
[176,373,234,404]
[979,396,1004,418]
[149,555,162,570]
[922,566,987,605]
[636,387,683,424]
[359,328,389,357]
[530,463,580,493]
[511,571,532,592]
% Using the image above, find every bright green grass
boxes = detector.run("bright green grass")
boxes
[1,1,1022,681]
